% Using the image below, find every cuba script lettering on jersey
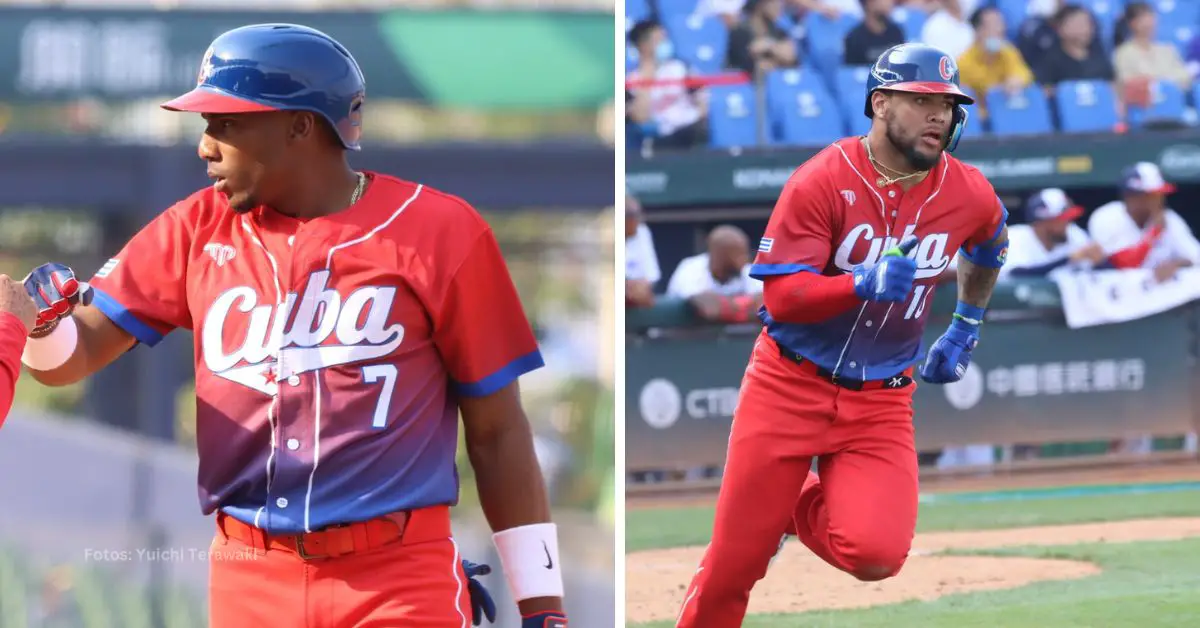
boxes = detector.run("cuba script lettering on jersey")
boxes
[833,223,951,280]
[202,270,405,395]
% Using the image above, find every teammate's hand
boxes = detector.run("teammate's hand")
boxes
[462,559,497,626]
[0,274,38,332]
[920,317,979,384]
[852,236,919,303]
[23,262,93,338]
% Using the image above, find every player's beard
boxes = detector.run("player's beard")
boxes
[885,116,942,172]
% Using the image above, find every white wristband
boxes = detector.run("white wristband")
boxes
[492,522,563,602]
[21,316,79,371]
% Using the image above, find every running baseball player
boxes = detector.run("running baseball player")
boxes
[19,24,566,628]
[0,274,40,425]
[674,43,1009,626]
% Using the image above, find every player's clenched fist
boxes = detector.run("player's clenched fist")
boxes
[851,236,919,303]
[0,274,38,333]
[23,262,93,338]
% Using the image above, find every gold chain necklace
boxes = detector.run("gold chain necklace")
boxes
[862,137,926,188]
[349,171,366,205]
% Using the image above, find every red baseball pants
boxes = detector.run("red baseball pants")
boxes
[208,505,471,628]
[675,333,920,628]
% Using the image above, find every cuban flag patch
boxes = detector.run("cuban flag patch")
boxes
[758,237,774,253]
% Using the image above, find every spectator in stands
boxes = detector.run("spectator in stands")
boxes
[625,193,662,309]
[665,225,763,323]
[1089,162,1200,283]
[1015,0,1067,62]
[920,0,977,59]
[626,20,710,150]
[957,6,1034,119]
[843,0,906,66]
[726,0,800,78]
[1113,1,1191,108]
[1000,188,1110,279]
[1033,4,1115,87]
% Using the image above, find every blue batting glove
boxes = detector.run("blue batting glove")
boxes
[462,559,497,626]
[852,236,919,303]
[23,262,93,337]
[523,611,568,628]
[920,303,982,384]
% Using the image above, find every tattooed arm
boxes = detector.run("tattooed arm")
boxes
[955,224,1007,313]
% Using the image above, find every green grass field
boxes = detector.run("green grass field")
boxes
[628,483,1200,627]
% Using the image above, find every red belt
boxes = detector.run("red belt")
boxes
[216,505,451,560]
[774,340,914,391]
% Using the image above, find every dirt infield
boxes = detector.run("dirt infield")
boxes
[626,517,1200,623]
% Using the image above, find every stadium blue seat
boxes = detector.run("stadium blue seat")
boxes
[657,0,699,19]
[765,67,826,124]
[890,6,928,43]
[626,0,650,31]
[986,86,1053,136]
[803,12,859,87]
[1055,80,1119,132]
[765,68,844,146]
[1155,0,1198,55]
[835,66,871,133]
[664,14,728,75]
[835,65,871,106]
[625,45,638,73]
[707,84,759,148]
[1126,80,1186,127]
[1154,0,1199,43]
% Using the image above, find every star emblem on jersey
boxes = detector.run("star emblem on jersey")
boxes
[203,270,405,395]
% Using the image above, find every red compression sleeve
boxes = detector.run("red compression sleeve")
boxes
[763,272,861,323]
[0,312,29,428]
[1108,224,1164,269]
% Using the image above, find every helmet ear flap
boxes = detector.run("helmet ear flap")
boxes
[945,104,968,152]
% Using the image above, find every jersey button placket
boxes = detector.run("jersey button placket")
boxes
[271,235,298,518]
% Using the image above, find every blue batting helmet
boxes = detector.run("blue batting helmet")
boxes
[162,24,366,150]
[864,43,973,152]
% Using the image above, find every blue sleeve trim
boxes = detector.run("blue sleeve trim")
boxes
[92,288,165,347]
[749,263,819,279]
[983,200,1010,247]
[454,349,545,397]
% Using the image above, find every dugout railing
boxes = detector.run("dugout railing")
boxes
[625,278,1200,495]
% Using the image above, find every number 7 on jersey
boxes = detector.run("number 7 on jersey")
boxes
[362,364,398,428]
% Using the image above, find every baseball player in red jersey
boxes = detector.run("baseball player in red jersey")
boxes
[674,43,1010,626]
[20,24,567,628]
[0,275,42,426]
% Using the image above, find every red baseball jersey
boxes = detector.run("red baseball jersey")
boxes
[0,312,25,426]
[750,137,1007,380]
[87,172,543,533]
